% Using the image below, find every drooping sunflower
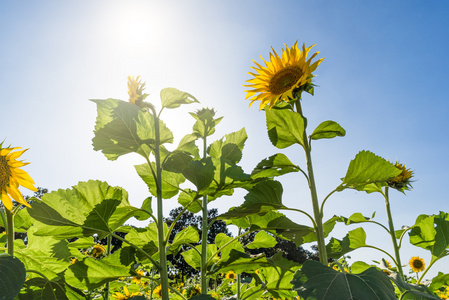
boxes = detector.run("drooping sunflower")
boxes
[127,75,149,108]
[388,162,414,191]
[244,41,324,110]
[409,256,425,272]
[225,270,237,281]
[0,143,37,211]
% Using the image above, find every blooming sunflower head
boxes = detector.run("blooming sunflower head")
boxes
[91,244,105,258]
[127,75,150,108]
[152,285,163,298]
[225,270,237,281]
[388,162,414,192]
[409,256,425,272]
[244,41,324,110]
[0,142,37,211]
[132,269,145,284]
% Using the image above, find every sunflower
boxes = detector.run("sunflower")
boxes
[244,41,324,110]
[152,285,163,298]
[112,286,140,300]
[409,256,425,272]
[127,75,149,108]
[132,269,145,284]
[187,284,201,298]
[91,244,105,258]
[0,143,37,211]
[388,162,413,191]
[225,270,237,280]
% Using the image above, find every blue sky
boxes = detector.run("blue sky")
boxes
[1,0,449,278]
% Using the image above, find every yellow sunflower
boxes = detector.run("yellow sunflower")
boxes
[0,143,37,211]
[409,256,425,272]
[127,75,148,108]
[112,286,140,300]
[388,162,413,191]
[91,244,105,258]
[152,285,163,298]
[244,41,324,110]
[225,270,237,281]
[132,269,145,284]
[188,284,201,298]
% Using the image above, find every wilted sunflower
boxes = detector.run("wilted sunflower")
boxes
[225,270,237,280]
[0,143,37,211]
[388,162,413,191]
[127,75,149,108]
[409,256,425,272]
[244,41,324,110]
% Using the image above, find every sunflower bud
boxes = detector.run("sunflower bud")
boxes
[387,162,413,192]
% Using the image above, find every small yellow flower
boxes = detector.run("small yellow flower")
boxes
[132,269,145,284]
[225,270,237,281]
[70,258,78,265]
[112,286,140,299]
[127,75,148,108]
[91,244,105,258]
[409,256,425,272]
[244,41,324,110]
[388,162,413,191]
[255,269,260,275]
[0,143,37,211]
[152,285,163,298]
[188,284,201,298]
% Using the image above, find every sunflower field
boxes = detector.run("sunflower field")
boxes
[2,41,449,300]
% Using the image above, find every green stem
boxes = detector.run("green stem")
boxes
[150,106,170,300]
[236,273,241,300]
[295,100,327,264]
[104,235,112,300]
[384,187,404,279]
[201,134,208,294]
[5,209,14,256]
[418,257,439,284]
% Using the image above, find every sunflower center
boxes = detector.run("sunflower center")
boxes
[413,259,424,269]
[0,155,11,192]
[269,66,304,95]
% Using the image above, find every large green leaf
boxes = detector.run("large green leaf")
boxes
[409,212,449,261]
[65,250,133,290]
[310,120,346,140]
[190,108,223,138]
[125,223,160,260]
[27,180,140,239]
[160,87,198,109]
[92,99,173,160]
[135,162,186,199]
[246,231,277,249]
[0,254,26,300]
[291,260,396,300]
[208,128,247,164]
[218,180,286,219]
[178,189,202,213]
[326,227,367,259]
[181,244,217,270]
[169,226,199,254]
[251,153,301,179]
[19,278,70,300]
[266,106,306,149]
[341,150,401,190]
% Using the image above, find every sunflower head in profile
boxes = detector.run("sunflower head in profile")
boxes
[409,256,425,272]
[244,41,324,110]
[388,162,414,192]
[127,75,150,108]
[0,142,37,211]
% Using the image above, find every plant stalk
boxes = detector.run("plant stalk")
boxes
[201,134,208,294]
[5,209,14,256]
[384,187,404,279]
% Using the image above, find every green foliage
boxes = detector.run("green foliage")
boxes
[310,120,346,140]
[291,260,397,300]
[245,231,277,249]
[160,87,199,109]
[266,105,306,149]
[251,153,301,179]
[0,254,26,300]
[326,227,367,259]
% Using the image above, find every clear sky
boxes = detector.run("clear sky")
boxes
[1,0,449,278]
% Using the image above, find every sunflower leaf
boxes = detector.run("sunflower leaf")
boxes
[246,231,277,249]
[0,254,26,300]
[291,260,397,300]
[341,150,401,190]
[311,120,346,140]
[160,87,199,109]
[251,153,301,179]
[266,108,306,149]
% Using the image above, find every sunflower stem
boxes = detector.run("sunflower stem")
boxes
[201,130,209,294]
[104,235,112,300]
[295,100,328,264]
[149,106,170,300]
[5,208,14,256]
[384,187,404,280]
